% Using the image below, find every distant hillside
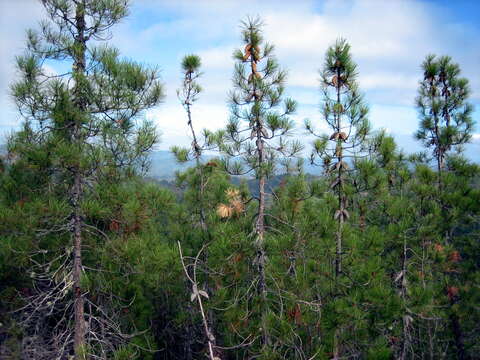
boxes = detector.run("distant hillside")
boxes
[144,144,480,181]
[148,150,206,180]
[2,146,477,180]
[147,150,323,180]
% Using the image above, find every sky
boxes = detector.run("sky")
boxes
[1,0,479,157]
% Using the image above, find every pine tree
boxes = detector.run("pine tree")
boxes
[11,0,163,357]
[173,54,226,359]
[415,54,474,178]
[172,54,221,232]
[219,16,300,349]
[174,55,205,164]
[360,133,417,359]
[415,55,475,359]
[306,38,370,277]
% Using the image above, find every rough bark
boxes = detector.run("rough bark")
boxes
[72,172,85,357]
[72,2,87,357]
[334,67,343,278]
[252,52,269,347]
[400,235,410,360]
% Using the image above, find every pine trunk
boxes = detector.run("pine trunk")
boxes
[256,132,269,347]
[249,51,269,347]
[72,3,87,357]
[335,67,343,278]
[73,171,85,356]
[400,235,409,360]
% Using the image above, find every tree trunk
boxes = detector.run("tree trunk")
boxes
[249,49,269,347]
[335,67,343,278]
[400,235,409,360]
[433,92,466,358]
[256,132,269,347]
[335,206,344,277]
[72,3,87,357]
[72,171,85,357]
[332,328,341,360]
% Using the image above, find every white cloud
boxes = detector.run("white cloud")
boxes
[261,0,479,106]
[369,105,418,136]
[472,133,480,142]
[109,0,480,112]
[197,45,236,71]
[287,68,321,88]
[146,103,230,150]
[0,0,45,139]
[359,73,419,91]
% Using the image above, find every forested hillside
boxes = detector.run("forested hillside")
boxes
[0,1,479,360]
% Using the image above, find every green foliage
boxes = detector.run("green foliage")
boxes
[221,16,300,178]
[415,54,474,170]
[307,38,370,168]
[1,6,479,360]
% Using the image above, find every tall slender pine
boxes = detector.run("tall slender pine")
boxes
[415,54,474,180]
[11,1,163,357]
[415,54,475,360]
[306,39,369,277]
[219,17,299,348]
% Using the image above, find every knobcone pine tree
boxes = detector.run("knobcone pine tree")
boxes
[218,16,300,350]
[11,0,164,357]
[306,38,370,277]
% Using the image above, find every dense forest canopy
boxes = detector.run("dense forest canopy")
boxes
[0,1,479,360]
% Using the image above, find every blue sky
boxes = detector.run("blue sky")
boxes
[1,0,479,157]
